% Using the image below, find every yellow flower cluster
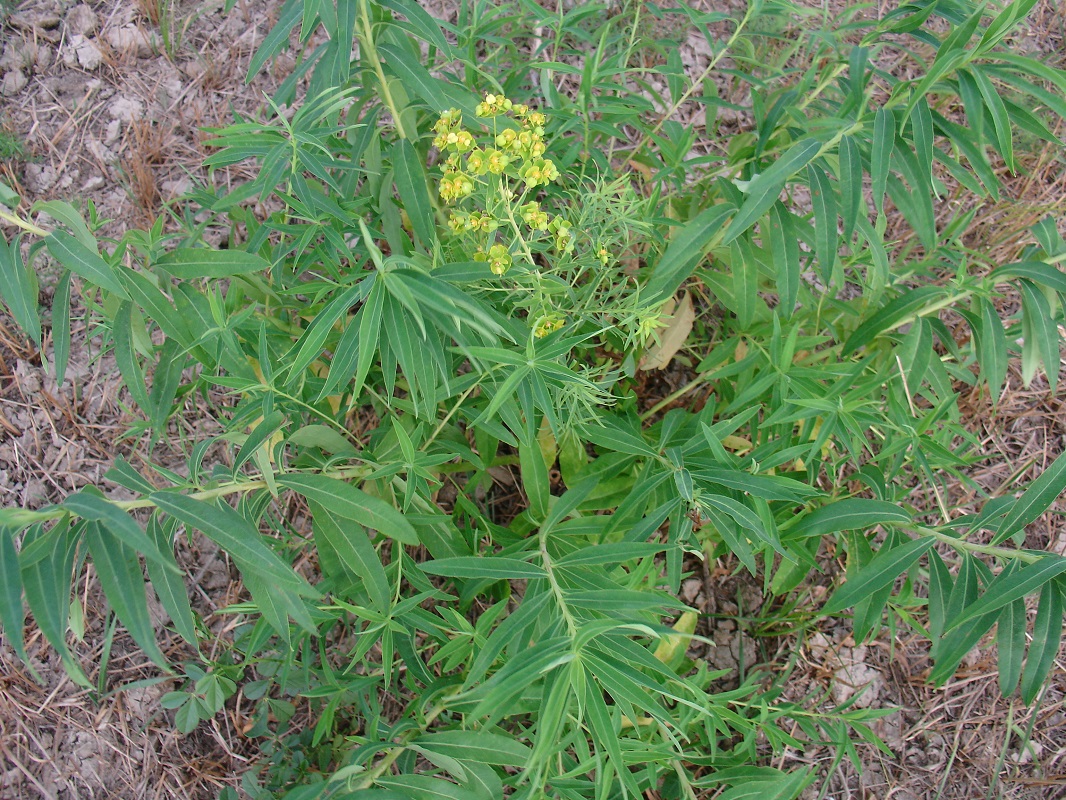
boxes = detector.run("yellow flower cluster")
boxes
[473,243,513,275]
[534,314,565,338]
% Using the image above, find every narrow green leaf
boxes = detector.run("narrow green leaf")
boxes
[838,136,862,242]
[52,271,71,384]
[1021,581,1062,704]
[62,492,179,574]
[785,499,911,540]
[807,163,838,282]
[949,555,1066,632]
[46,230,130,299]
[723,139,822,245]
[841,286,945,356]
[976,296,1008,399]
[910,97,934,189]
[822,536,933,615]
[412,730,531,767]
[20,523,91,687]
[998,598,1026,697]
[309,501,391,614]
[285,283,365,382]
[971,65,1014,170]
[113,301,151,411]
[145,515,196,645]
[392,139,436,249]
[420,557,547,580]
[990,261,1066,294]
[1019,279,1060,392]
[149,492,315,595]
[0,527,30,667]
[85,522,170,669]
[519,437,550,522]
[277,473,418,546]
[0,237,41,344]
[872,108,895,215]
[768,203,799,317]
[993,448,1066,544]
[556,543,667,567]
[155,248,270,280]
[644,204,732,304]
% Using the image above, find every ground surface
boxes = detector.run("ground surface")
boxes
[1,1,1066,798]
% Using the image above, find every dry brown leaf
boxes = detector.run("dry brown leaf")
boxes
[639,292,695,371]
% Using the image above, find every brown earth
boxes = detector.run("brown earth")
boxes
[1,1,1066,798]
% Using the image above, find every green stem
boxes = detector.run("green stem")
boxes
[358,0,410,141]
[0,209,49,237]
[919,526,1044,565]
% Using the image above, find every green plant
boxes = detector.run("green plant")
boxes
[3,0,1066,797]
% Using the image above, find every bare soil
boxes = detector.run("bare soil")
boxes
[1,1,1066,798]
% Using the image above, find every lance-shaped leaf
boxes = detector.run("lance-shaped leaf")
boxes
[278,473,418,546]
[723,138,822,245]
[1021,580,1062,704]
[993,449,1066,544]
[822,536,933,615]
[46,230,130,299]
[947,554,1066,632]
[643,205,732,304]
[784,498,911,540]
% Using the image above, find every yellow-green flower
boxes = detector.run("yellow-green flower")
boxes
[534,314,565,337]
[487,243,512,275]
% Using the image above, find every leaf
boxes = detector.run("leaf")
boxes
[910,96,934,189]
[723,138,822,245]
[785,499,912,540]
[62,492,179,574]
[420,557,547,580]
[155,248,270,280]
[807,163,838,282]
[838,136,862,242]
[277,473,418,546]
[46,230,130,299]
[841,286,946,356]
[998,598,1026,697]
[557,543,668,567]
[1019,279,1059,392]
[993,449,1066,544]
[375,775,481,800]
[768,203,799,317]
[113,301,151,411]
[639,292,695,370]
[377,43,478,120]
[309,501,391,614]
[85,522,170,669]
[0,237,40,344]
[146,515,197,645]
[975,296,1008,400]
[644,205,732,304]
[1021,581,1062,705]
[971,65,1014,170]
[52,272,71,384]
[990,261,1066,294]
[949,555,1066,633]
[0,527,31,668]
[519,437,549,521]
[392,139,436,249]
[871,107,895,215]
[149,492,315,596]
[20,523,91,687]
[412,731,531,767]
[822,536,933,615]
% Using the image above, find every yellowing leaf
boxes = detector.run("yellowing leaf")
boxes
[653,610,699,665]
[639,292,695,371]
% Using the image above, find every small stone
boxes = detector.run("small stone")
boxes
[66,4,99,37]
[63,35,104,71]
[81,175,105,191]
[103,118,122,145]
[108,95,145,123]
[105,25,157,58]
[1,69,28,96]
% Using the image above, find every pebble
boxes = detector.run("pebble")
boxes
[0,69,28,96]
[65,4,99,37]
